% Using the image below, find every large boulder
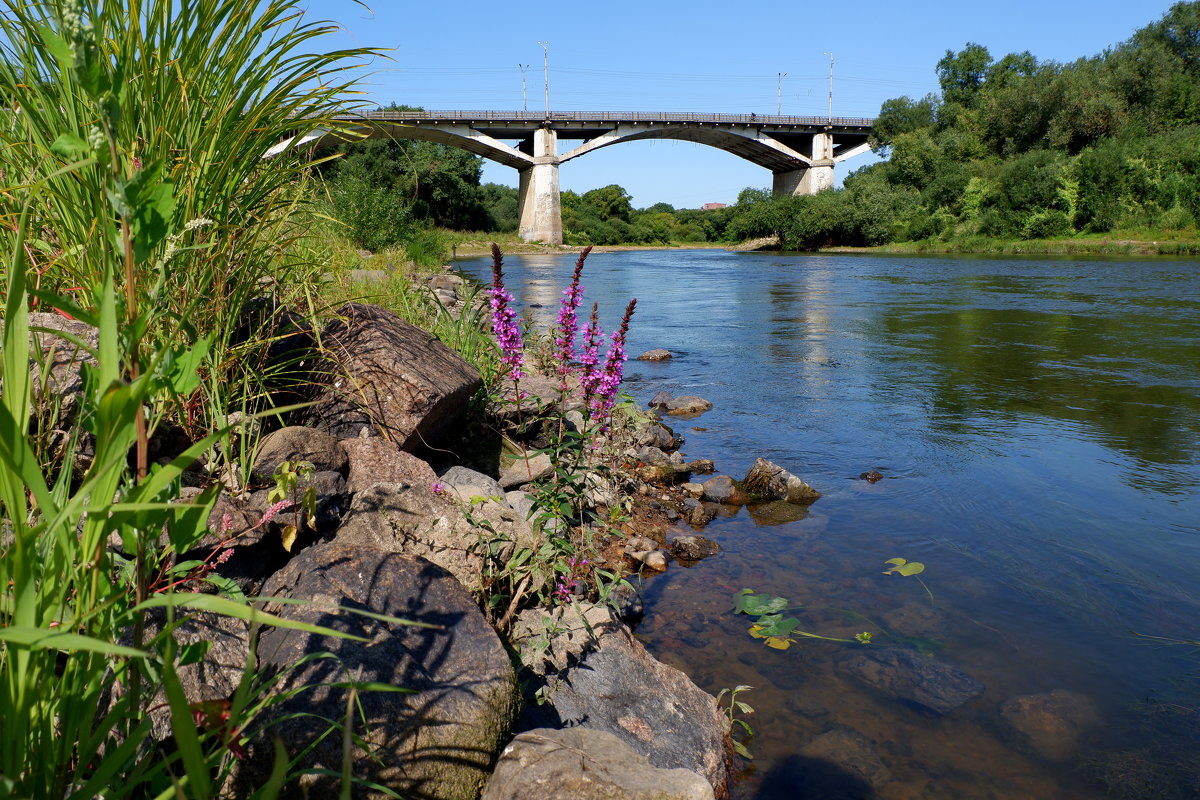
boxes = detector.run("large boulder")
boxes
[250,543,518,800]
[292,303,481,450]
[513,603,730,798]
[482,728,714,800]
[837,648,983,715]
[334,482,482,589]
[742,457,821,504]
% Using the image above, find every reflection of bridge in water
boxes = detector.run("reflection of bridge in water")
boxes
[294,110,875,244]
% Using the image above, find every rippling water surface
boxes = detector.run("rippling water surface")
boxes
[458,249,1200,799]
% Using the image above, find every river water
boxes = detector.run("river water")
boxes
[457,249,1200,799]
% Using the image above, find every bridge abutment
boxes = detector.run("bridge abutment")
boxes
[517,128,562,244]
[772,132,836,197]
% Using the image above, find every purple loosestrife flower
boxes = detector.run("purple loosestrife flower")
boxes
[579,302,604,409]
[590,298,637,425]
[554,246,592,383]
[489,244,525,383]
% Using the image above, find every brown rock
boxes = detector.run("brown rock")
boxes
[742,457,821,504]
[636,348,673,362]
[1000,690,1101,761]
[251,426,347,484]
[293,303,481,450]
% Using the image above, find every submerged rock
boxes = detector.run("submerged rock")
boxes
[800,726,891,789]
[838,647,983,715]
[665,395,713,416]
[1000,689,1101,761]
[671,534,721,562]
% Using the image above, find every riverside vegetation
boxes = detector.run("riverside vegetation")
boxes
[0,2,742,797]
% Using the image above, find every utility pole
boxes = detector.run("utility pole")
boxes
[777,72,787,116]
[538,41,550,117]
[823,52,834,123]
[518,63,529,111]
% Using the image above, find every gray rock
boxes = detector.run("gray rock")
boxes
[686,502,719,528]
[482,728,714,800]
[1000,689,1101,761]
[635,348,674,362]
[648,391,673,409]
[499,453,554,489]
[142,611,250,743]
[505,490,535,522]
[636,422,677,451]
[671,535,721,562]
[339,436,439,495]
[665,396,713,416]
[634,445,672,466]
[513,603,730,795]
[26,312,99,427]
[680,482,705,498]
[440,465,506,505]
[251,426,347,484]
[292,302,481,450]
[700,475,746,505]
[249,543,518,800]
[746,500,810,526]
[838,648,984,715]
[742,457,821,504]
[683,459,715,475]
[334,482,484,589]
[800,726,891,789]
[631,550,668,572]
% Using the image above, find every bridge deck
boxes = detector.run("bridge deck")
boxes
[332,109,874,132]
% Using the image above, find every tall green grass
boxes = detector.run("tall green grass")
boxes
[0,1,391,796]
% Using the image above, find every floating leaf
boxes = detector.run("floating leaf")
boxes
[755,615,801,637]
[731,588,788,616]
[764,636,794,650]
[883,558,906,567]
[896,561,925,576]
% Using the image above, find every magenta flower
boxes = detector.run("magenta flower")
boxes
[554,246,591,382]
[590,298,637,425]
[431,481,446,496]
[579,302,604,409]
[489,244,525,383]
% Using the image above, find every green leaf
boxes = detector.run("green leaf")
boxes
[897,561,926,576]
[884,558,907,567]
[37,24,74,72]
[733,740,753,760]
[755,615,801,637]
[179,640,211,667]
[731,588,789,616]
[0,626,147,657]
[51,132,89,160]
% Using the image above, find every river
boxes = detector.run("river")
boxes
[456,248,1200,799]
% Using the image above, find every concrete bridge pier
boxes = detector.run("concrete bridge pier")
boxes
[517,128,563,244]
[772,131,835,196]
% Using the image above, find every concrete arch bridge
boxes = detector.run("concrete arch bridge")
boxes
[291,110,875,245]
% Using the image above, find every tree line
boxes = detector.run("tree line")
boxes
[319,1,1200,251]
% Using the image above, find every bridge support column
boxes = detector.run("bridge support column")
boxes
[772,131,836,196]
[518,128,562,244]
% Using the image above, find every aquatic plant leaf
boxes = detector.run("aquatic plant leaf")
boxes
[755,615,801,636]
[764,636,794,650]
[896,561,925,576]
[884,558,907,567]
[733,740,753,760]
[731,588,788,616]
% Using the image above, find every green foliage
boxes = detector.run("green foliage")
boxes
[715,686,755,760]
[882,558,935,605]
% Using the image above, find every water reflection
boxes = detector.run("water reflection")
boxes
[457,249,1200,800]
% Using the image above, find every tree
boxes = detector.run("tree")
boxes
[936,43,993,108]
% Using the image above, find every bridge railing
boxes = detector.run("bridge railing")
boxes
[338,109,875,128]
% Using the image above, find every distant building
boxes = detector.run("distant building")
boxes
[701,202,727,210]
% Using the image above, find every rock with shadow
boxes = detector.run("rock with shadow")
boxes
[243,542,518,800]
[511,602,730,798]
[291,302,481,450]
[482,727,714,800]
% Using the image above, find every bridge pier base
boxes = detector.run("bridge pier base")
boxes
[518,129,562,244]
[773,161,835,196]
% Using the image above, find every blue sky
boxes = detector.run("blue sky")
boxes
[300,0,1181,209]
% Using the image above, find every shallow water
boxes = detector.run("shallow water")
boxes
[457,249,1200,799]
